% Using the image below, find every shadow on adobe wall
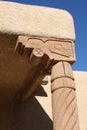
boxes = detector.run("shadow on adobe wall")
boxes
[0,85,53,130]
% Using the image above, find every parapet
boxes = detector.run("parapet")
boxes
[0,1,75,40]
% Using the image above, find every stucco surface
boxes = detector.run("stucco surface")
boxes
[74,71,87,130]
[0,71,87,130]
[0,1,75,40]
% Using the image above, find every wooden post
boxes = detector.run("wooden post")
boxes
[51,61,80,130]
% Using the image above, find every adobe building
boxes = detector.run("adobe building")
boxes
[0,1,87,130]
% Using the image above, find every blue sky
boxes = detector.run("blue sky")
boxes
[3,0,87,71]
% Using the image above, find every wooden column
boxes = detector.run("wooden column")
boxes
[51,61,80,130]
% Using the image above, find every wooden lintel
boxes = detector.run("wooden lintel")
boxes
[15,35,76,64]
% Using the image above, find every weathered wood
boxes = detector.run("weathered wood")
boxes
[51,61,74,81]
[15,35,76,100]
[16,36,76,64]
[51,77,75,92]
[29,48,45,66]
[51,62,80,130]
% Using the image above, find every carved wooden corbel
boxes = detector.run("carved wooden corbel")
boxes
[15,35,79,130]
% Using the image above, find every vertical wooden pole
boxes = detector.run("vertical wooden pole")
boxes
[51,61,80,130]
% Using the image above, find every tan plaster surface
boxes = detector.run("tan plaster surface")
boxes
[74,71,87,130]
[0,1,75,40]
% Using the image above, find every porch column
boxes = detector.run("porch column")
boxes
[51,61,80,130]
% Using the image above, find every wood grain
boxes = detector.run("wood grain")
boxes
[51,62,80,130]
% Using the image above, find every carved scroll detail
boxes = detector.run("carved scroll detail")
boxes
[49,40,73,57]
[15,36,76,63]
